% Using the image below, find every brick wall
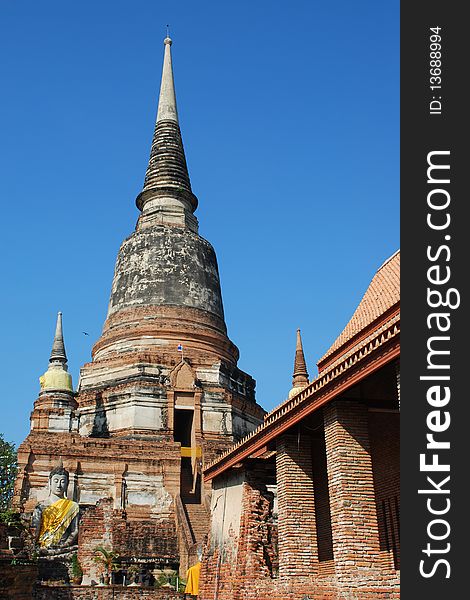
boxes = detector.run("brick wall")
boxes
[312,431,334,563]
[200,402,400,599]
[78,499,114,584]
[0,524,8,551]
[113,519,178,561]
[323,400,399,596]
[33,585,183,600]
[276,433,318,578]
[0,523,38,599]
[369,411,400,571]
[240,465,278,581]
[78,498,179,585]
[0,560,38,600]
[199,462,277,600]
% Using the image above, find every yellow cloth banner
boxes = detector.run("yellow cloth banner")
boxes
[180,446,202,458]
[38,498,79,547]
[185,561,201,595]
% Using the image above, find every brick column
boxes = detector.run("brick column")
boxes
[276,432,318,577]
[167,390,175,432]
[194,389,202,436]
[113,463,126,509]
[323,401,381,583]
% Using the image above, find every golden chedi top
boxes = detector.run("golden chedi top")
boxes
[39,312,73,392]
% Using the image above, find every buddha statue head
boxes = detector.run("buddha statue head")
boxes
[48,465,69,500]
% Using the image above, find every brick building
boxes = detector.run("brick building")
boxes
[13,35,264,583]
[201,251,400,600]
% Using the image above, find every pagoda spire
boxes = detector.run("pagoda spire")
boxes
[50,311,67,364]
[156,36,178,123]
[136,35,198,231]
[40,312,73,392]
[288,329,309,399]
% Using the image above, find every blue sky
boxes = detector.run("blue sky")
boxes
[0,0,399,446]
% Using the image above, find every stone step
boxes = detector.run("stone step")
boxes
[183,502,210,544]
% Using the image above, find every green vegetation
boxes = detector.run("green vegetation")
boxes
[71,553,83,578]
[0,508,23,528]
[154,571,185,591]
[92,545,120,577]
[0,433,17,512]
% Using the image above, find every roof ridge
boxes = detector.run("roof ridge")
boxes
[317,250,400,366]
[377,248,400,272]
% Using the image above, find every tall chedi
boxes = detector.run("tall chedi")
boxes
[78,35,263,442]
[15,36,265,581]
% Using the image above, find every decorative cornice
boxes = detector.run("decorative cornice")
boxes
[318,304,399,372]
[204,313,400,481]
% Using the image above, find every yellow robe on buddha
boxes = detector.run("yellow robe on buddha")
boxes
[38,498,79,548]
[185,561,201,595]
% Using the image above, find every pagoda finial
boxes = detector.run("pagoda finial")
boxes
[157,32,178,123]
[50,311,67,364]
[288,328,309,399]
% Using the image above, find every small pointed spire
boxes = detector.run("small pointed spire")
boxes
[289,329,309,398]
[40,312,73,392]
[50,311,67,364]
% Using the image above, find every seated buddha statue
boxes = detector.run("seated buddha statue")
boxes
[32,464,79,554]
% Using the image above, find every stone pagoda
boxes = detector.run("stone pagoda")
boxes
[14,35,265,583]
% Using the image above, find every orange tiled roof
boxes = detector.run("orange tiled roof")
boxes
[318,250,400,370]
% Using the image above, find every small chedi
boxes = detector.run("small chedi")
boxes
[32,462,79,555]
